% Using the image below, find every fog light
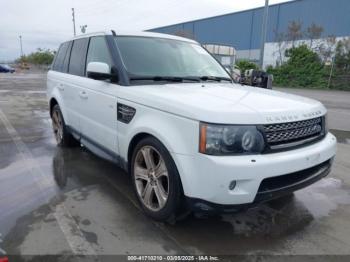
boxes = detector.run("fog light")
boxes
[229,180,237,190]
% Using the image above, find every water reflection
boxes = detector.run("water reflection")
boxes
[50,146,350,254]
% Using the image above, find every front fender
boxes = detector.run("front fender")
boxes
[117,101,199,161]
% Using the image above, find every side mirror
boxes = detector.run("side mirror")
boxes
[87,62,112,80]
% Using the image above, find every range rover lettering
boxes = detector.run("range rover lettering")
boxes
[47,31,337,221]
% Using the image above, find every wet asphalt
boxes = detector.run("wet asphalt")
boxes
[1,73,350,260]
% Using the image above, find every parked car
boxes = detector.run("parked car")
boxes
[47,31,336,221]
[0,64,15,73]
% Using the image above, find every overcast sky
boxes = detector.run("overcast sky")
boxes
[0,0,291,61]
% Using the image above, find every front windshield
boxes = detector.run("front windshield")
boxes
[114,36,231,80]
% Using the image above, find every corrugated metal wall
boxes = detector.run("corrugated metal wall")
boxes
[150,0,350,50]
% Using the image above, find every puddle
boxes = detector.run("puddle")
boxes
[164,176,350,254]
[294,177,350,218]
[330,129,350,145]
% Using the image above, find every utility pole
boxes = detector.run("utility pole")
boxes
[327,56,335,89]
[259,0,269,69]
[72,8,76,36]
[19,35,24,58]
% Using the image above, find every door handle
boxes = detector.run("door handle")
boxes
[79,91,88,99]
[58,84,64,91]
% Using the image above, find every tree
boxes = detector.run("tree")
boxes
[273,29,287,65]
[287,20,303,47]
[267,45,326,88]
[334,39,350,71]
[235,60,259,72]
[327,39,350,90]
[318,35,337,63]
[306,23,324,49]
[16,48,56,65]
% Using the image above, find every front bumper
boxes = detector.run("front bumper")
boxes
[186,158,332,213]
[172,132,337,208]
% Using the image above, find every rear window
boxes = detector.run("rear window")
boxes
[68,38,89,76]
[52,42,71,72]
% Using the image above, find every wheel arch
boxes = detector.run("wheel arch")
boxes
[127,131,186,204]
[127,132,160,172]
[126,132,184,188]
[49,97,58,116]
[48,94,68,124]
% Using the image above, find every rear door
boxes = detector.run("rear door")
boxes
[48,41,72,122]
[65,38,89,135]
[78,36,120,160]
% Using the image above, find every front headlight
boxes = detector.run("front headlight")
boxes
[199,123,265,155]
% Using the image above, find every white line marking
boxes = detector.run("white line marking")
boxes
[54,204,96,255]
[0,109,97,256]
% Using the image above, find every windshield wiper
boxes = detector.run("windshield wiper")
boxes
[199,76,233,82]
[129,76,200,82]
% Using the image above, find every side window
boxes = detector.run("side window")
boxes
[52,42,69,72]
[61,41,73,73]
[86,36,112,72]
[68,38,89,76]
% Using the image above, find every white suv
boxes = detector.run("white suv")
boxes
[47,31,337,221]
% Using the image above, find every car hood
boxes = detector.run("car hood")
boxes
[118,83,326,124]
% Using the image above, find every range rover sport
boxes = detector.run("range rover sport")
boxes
[47,31,337,221]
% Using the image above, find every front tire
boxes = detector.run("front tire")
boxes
[131,137,183,222]
[51,104,78,147]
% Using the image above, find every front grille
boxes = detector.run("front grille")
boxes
[262,117,324,150]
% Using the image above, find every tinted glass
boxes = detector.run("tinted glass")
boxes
[68,38,89,76]
[115,36,229,78]
[52,42,69,72]
[61,41,73,73]
[86,36,112,72]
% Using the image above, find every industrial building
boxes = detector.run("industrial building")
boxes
[150,0,350,68]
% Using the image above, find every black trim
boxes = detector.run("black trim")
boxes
[106,35,130,86]
[66,125,128,171]
[117,103,136,124]
[255,159,331,202]
[186,159,332,214]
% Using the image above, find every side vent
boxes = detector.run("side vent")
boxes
[117,103,136,124]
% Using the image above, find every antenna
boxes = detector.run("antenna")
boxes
[111,30,117,36]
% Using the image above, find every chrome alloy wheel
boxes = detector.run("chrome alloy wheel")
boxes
[134,146,169,211]
[52,109,63,144]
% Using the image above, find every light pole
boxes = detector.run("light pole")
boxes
[72,8,76,36]
[259,0,269,69]
[19,35,24,58]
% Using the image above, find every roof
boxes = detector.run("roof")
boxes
[69,30,197,43]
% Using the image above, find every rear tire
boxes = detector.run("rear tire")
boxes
[131,136,183,222]
[51,104,79,147]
